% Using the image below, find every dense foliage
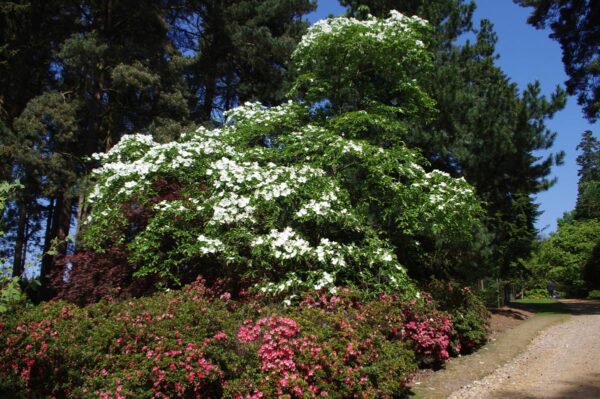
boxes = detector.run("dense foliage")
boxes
[526,130,600,296]
[0,0,316,294]
[74,12,483,299]
[527,218,600,296]
[340,0,566,293]
[575,131,600,220]
[0,279,488,398]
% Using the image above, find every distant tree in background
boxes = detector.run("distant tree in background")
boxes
[340,0,565,294]
[575,130,600,220]
[527,131,600,295]
[515,0,600,122]
[527,216,600,295]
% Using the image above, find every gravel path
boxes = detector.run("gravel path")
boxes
[448,299,600,399]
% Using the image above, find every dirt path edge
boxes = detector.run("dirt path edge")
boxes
[410,310,571,399]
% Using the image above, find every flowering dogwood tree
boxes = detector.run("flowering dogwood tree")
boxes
[81,11,483,298]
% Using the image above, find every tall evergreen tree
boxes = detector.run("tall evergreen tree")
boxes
[2,1,192,293]
[515,0,600,122]
[0,0,80,277]
[167,0,317,121]
[340,0,566,288]
[574,130,600,220]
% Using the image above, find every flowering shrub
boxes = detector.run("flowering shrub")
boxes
[290,10,434,120]
[426,280,489,353]
[0,279,491,398]
[77,11,483,298]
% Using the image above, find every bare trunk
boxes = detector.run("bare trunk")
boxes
[39,193,72,299]
[203,77,216,120]
[11,202,27,277]
[74,188,89,250]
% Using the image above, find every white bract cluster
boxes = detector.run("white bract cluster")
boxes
[296,190,343,218]
[252,228,312,260]
[197,235,225,254]
[224,100,297,127]
[295,10,427,55]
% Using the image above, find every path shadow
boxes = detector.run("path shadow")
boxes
[559,299,600,315]
[490,372,600,399]
[508,301,569,315]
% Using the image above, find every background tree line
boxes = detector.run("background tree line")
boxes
[0,0,596,300]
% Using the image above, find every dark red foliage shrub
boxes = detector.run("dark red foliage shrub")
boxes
[51,247,157,306]
[150,178,183,203]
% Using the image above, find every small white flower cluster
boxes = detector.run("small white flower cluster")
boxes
[92,133,156,163]
[258,272,301,294]
[197,235,225,255]
[258,270,338,297]
[209,157,323,195]
[374,248,396,263]
[252,227,312,260]
[422,171,476,212]
[204,156,327,225]
[89,133,232,205]
[224,100,296,126]
[342,141,364,154]
[313,271,335,290]
[154,200,188,213]
[295,190,341,218]
[208,193,255,225]
[294,10,428,55]
[315,238,347,267]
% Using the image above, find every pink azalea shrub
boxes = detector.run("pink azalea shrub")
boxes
[0,280,487,398]
[425,280,490,353]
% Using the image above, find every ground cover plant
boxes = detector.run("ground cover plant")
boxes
[0,279,488,398]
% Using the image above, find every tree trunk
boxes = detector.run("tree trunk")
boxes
[203,75,216,120]
[39,193,72,299]
[74,187,89,250]
[11,201,27,278]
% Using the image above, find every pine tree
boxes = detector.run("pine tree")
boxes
[168,0,317,121]
[515,0,600,122]
[574,130,600,220]
[0,0,80,278]
[2,0,192,294]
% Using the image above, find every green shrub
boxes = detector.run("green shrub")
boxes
[588,289,600,299]
[524,288,549,299]
[0,277,28,314]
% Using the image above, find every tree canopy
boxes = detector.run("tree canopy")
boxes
[515,0,600,122]
[79,12,483,299]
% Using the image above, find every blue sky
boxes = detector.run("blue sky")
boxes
[307,1,598,234]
